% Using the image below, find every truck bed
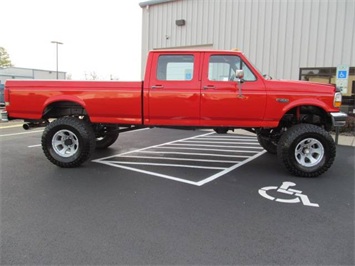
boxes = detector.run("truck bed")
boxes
[5,80,143,125]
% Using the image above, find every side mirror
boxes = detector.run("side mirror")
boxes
[235,69,244,98]
[235,69,244,80]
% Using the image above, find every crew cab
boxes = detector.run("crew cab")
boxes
[1,50,347,177]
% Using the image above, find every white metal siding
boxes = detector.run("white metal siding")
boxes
[141,0,355,80]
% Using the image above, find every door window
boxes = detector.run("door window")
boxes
[157,55,194,81]
[208,55,256,81]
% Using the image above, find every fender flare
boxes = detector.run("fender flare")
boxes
[42,95,88,117]
[281,98,329,116]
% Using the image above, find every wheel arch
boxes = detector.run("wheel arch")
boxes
[280,103,332,130]
[42,97,89,119]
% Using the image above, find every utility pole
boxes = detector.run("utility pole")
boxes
[51,41,63,79]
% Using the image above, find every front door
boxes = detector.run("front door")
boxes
[200,53,267,127]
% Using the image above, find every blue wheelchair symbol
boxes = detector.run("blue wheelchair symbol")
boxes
[338,70,347,79]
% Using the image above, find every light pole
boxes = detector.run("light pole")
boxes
[51,41,63,79]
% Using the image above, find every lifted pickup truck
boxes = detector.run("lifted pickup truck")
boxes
[2,50,347,177]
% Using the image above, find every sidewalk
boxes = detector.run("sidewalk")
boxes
[331,134,355,147]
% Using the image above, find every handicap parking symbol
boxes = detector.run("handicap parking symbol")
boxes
[338,70,347,79]
[258,181,319,207]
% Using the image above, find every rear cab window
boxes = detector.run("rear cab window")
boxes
[157,55,194,81]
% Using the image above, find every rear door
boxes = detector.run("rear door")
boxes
[145,52,201,126]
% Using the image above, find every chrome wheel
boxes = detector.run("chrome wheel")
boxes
[277,124,335,177]
[294,138,324,167]
[52,129,79,157]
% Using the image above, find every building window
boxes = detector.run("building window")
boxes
[299,67,355,114]
[299,67,335,84]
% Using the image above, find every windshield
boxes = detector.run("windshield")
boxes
[245,57,264,78]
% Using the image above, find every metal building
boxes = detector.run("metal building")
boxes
[0,67,66,105]
[0,67,66,84]
[139,0,355,109]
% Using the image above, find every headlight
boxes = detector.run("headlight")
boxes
[333,92,342,108]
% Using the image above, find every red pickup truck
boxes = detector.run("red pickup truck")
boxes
[2,50,347,177]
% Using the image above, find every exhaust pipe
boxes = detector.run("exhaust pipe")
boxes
[23,120,49,130]
[23,123,31,130]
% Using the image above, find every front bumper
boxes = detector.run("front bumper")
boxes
[1,110,8,122]
[330,112,348,127]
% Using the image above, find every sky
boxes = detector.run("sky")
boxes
[1,0,143,80]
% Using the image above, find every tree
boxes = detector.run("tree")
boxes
[84,71,98,80]
[0,47,13,67]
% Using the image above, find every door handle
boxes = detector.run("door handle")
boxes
[151,85,164,89]
[203,85,215,90]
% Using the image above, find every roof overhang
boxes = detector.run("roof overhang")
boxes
[139,0,178,8]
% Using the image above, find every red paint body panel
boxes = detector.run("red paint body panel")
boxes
[264,80,339,121]
[5,81,142,124]
[4,50,340,128]
[200,52,267,127]
[143,52,202,126]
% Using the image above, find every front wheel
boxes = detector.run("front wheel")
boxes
[41,117,96,167]
[277,124,336,177]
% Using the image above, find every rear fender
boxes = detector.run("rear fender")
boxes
[43,96,87,118]
[44,95,86,109]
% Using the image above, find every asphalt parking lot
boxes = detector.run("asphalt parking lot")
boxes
[1,122,354,265]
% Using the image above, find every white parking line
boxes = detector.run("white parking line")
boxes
[96,160,202,186]
[94,132,214,161]
[122,155,241,164]
[167,143,263,150]
[28,144,42,148]
[0,130,43,137]
[139,151,250,158]
[0,124,24,129]
[157,146,258,153]
[94,131,266,186]
[199,136,257,140]
[183,140,259,144]
[103,161,226,170]
[196,151,266,186]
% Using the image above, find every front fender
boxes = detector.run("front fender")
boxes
[281,98,329,115]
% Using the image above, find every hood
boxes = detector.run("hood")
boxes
[264,79,336,94]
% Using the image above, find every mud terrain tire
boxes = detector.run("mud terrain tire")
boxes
[257,134,277,154]
[277,124,336,177]
[96,131,119,149]
[42,117,96,167]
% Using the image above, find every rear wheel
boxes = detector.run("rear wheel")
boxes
[96,132,119,149]
[257,128,283,154]
[277,124,335,177]
[214,128,229,134]
[94,125,119,149]
[257,134,277,154]
[42,117,96,167]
